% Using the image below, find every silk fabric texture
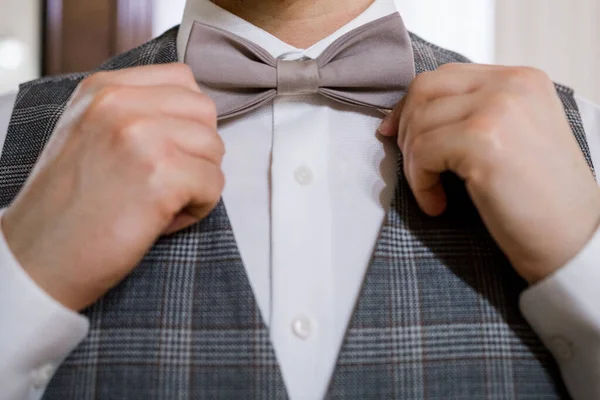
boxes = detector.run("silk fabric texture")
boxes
[185,13,416,119]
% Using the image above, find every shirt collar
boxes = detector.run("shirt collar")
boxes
[176,0,400,62]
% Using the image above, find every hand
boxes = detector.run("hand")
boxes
[378,63,600,284]
[2,64,225,311]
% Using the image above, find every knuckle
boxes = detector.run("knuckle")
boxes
[77,77,94,94]
[114,116,150,149]
[169,62,194,78]
[156,139,179,165]
[149,156,182,209]
[479,129,504,157]
[199,94,218,121]
[403,133,429,182]
[464,115,496,136]
[406,108,424,135]
[154,187,182,218]
[79,72,109,92]
[462,158,493,187]
[213,134,226,157]
[503,66,549,89]
[197,124,224,153]
[167,63,198,89]
[214,170,226,194]
[464,117,506,168]
[79,85,126,124]
[437,62,462,72]
[521,66,550,82]
[409,72,431,93]
[454,140,503,186]
[205,168,225,202]
[486,92,517,114]
[90,85,126,111]
[201,128,226,161]
[406,130,428,158]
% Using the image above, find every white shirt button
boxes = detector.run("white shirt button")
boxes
[549,335,574,361]
[32,363,55,389]
[292,315,313,340]
[294,166,314,186]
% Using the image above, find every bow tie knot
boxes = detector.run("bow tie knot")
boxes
[185,13,416,120]
[277,59,320,96]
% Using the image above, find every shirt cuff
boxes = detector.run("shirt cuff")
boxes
[520,226,600,400]
[0,210,89,400]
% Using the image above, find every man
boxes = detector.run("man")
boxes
[0,0,599,398]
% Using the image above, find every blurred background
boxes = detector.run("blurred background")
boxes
[0,0,598,103]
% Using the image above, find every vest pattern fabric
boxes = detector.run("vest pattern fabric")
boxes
[0,26,590,399]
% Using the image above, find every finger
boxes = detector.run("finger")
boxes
[399,92,484,151]
[382,64,500,142]
[377,96,405,137]
[404,121,472,216]
[176,156,225,220]
[119,117,224,164]
[86,85,217,129]
[73,63,200,102]
[379,64,495,138]
[409,64,498,102]
[163,212,204,235]
[398,67,498,150]
[166,118,224,163]
[162,154,225,233]
[92,63,199,91]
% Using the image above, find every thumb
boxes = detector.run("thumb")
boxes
[377,96,406,137]
[163,198,221,235]
[163,212,201,236]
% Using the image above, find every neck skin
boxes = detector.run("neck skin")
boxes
[213,0,376,48]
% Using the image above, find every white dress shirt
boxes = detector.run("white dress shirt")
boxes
[1,1,600,399]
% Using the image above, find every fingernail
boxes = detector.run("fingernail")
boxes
[377,116,391,135]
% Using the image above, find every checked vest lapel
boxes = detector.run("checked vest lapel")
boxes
[0,26,590,399]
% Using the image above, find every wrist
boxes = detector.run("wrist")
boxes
[516,208,600,285]
[1,207,91,311]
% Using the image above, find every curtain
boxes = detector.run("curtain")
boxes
[394,0,496,64]
[496,0,600,104]
[153,0,187,36]
[0,0,40,93]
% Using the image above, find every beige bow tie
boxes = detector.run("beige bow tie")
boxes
[185,13,415,121]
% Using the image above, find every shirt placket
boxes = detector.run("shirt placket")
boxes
[269,88,336,398]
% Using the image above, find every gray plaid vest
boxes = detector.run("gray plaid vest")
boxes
[0,27,591,399]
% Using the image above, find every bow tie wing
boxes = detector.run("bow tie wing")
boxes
[317,13,416,111]
[185,22,279,120]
